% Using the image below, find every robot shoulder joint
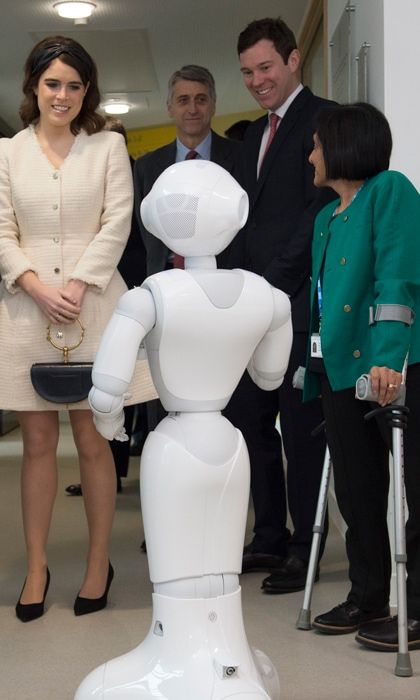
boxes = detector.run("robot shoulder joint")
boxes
[270,287,291,330]
[116,287,156,330]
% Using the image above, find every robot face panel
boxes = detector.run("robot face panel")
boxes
[156,193,199,240]
[140,160,249,257]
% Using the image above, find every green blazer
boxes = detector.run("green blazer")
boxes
[304,170,420,402]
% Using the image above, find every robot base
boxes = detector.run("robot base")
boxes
[74,587,280,700]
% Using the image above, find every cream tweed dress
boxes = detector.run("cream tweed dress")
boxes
[0,126,156,410]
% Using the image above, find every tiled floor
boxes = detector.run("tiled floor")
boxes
[0,422,418,699]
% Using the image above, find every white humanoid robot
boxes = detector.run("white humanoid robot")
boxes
[75,160,292,700]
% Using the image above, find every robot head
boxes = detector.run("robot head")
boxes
[140,160,249,257]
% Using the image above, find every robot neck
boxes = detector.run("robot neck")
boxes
[184,255,217,270]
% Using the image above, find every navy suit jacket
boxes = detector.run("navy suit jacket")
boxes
[227,87,336,332]
[133,130,241,276]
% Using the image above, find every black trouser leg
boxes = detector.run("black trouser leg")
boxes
[320,376,391,611]
[110,404,135,479]
[279,333,327,561]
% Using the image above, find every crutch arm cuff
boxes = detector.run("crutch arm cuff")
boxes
[369,304,415,326]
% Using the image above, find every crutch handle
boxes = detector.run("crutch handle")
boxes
[363,403,409,429]
[355,373,406,403]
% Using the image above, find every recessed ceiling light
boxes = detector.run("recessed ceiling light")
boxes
[53,2,97,19]
[103,102,130,115]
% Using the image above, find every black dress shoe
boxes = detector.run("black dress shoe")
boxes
[262,554,316,594]
[241,543,284,573]
[16,568,50,623]
[74,562,114,616]
[356,615,420,651]
[66,479,122,495]
[66,483,82,496]
[313,600,391,635]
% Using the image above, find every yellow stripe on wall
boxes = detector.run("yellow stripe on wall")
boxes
[127,109,264,159]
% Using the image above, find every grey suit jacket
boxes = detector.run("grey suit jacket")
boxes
[133,131,241,276]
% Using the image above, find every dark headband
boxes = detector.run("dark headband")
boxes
[31,43,93,78]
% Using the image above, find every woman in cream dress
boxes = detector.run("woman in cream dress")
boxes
[0,36,148,621]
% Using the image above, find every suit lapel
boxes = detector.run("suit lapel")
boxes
[155,141,176,176]
[210,131,225,165]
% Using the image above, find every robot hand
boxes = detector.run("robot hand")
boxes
[88,387,130,441]
[94,416,128,442]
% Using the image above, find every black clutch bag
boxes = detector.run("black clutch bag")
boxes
[30,319,93,404]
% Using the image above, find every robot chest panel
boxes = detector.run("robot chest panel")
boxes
[146,279,272,401]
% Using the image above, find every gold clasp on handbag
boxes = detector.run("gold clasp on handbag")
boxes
[46,318,85,363]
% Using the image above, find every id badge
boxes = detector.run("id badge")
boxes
[310,333,323,358]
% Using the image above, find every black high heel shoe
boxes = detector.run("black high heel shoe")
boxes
[16,568,50,623]
[74,562,114,616]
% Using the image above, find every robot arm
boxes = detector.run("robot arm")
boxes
[247,287,292,391]
[89,287,156,440]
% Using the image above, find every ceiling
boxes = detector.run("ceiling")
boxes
[0,0,310,135]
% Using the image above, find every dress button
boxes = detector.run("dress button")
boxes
[344,304,352,313]
[340,257,346,265]
[53,172,59,180]
[353,350,361,358]
[52,203,58,210]
[54,267,60,274]
[320,232,324,237]
[343,215,349,222]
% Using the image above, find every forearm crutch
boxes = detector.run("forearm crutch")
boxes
[296,425,331,630]
[356,374,412,677]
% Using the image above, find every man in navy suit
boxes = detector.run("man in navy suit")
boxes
[133,65,241,434]
[224,17,336,593]
[133,64,241,277]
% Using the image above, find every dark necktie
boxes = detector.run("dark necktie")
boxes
[261,113,280,164]
[173,150,199,268]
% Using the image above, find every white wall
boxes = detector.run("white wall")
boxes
[383,0,420,186]
[327,0,419,188]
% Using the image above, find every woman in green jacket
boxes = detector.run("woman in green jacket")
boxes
[304,102,420,651]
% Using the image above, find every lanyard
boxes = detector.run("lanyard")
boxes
[317,277,323,328]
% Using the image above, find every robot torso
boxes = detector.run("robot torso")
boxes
[142,268,275,412]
